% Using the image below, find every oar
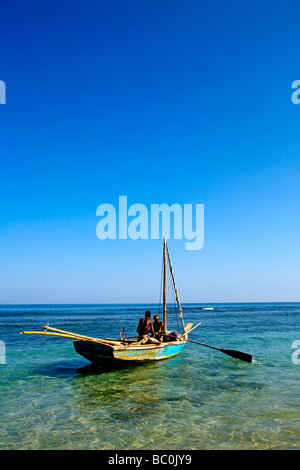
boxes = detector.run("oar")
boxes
[185,339,252,363]
[20,330,124,346]
[42,325,123,346]
[183,321,202,338]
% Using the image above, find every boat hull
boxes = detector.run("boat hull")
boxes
[73,340,186,365]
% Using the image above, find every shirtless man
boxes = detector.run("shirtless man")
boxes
[137,311,155,341]
[153,315,164,343]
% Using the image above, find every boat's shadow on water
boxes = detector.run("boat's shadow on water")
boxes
[36,359,153,378]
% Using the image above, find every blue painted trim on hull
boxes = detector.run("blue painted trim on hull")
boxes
[73,340,186,365]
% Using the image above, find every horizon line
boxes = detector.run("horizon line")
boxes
[0,301,299,306]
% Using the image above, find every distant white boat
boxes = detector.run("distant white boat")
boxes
[201,307,214,310]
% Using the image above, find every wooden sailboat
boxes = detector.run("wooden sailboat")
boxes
[73,237,189,364]
[21,238,192,366]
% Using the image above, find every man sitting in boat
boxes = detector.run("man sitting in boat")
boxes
[153,315,164,342]
[137,311,161,344]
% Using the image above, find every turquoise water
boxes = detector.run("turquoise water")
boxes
[0,303,300,450]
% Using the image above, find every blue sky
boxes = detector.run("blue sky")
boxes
[1,0,300,303]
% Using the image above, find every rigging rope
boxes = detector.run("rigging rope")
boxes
[158,242,183,333]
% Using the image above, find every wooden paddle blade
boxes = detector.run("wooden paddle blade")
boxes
[184,323,193,333]
[220,348,252,363]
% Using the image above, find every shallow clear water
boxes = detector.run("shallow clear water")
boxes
[0,303,300,450]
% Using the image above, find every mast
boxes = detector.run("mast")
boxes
[166,244,186,333]
[163,237,167,333]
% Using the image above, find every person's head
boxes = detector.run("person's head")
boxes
[145,310,151,318]
[153,315,159,322]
